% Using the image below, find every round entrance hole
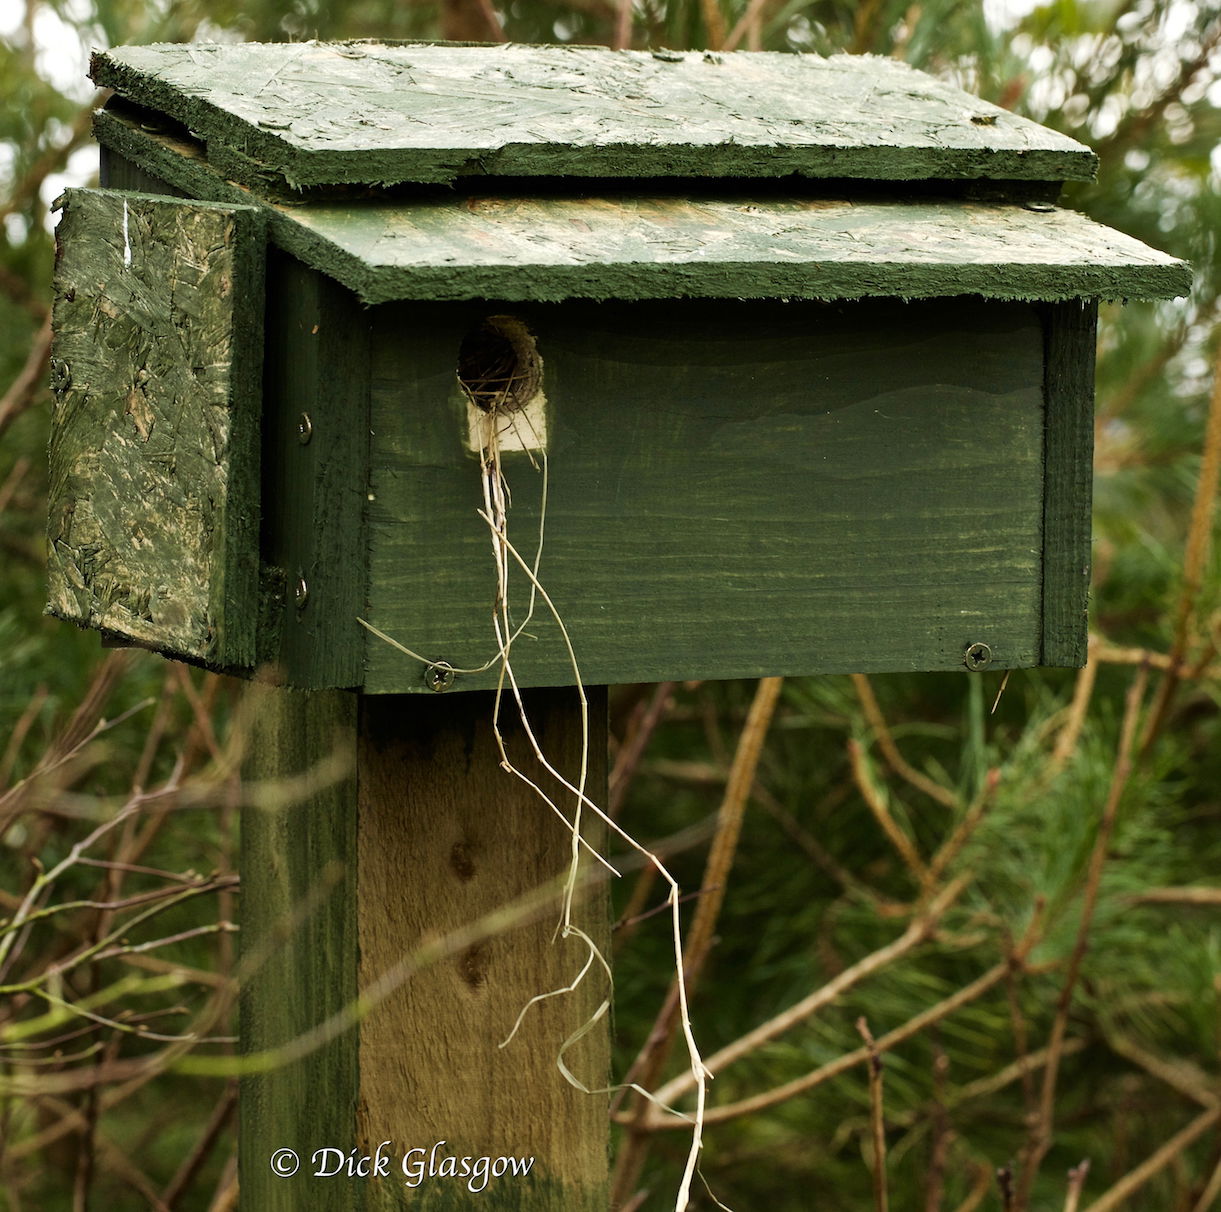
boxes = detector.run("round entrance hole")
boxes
[456,316,541,414]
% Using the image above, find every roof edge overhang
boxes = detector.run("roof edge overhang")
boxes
[91,41,1098,193]
[92,108,1191,307]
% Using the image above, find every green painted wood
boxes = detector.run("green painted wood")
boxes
[47,187,264,669]
[361,296,1047,693]
[258,250,372,688]
[240,685,361,1212]
[1040,299,1098,666]
[90,108,1191,307]
[91,42,1096,191]
[357,688,609,1210]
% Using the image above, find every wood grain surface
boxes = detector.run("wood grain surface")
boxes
[91,42,1096,189]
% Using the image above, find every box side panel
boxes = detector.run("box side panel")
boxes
[47,187,263,669]
[1040,299,1098,667]
[362,297,1046,692]
[258,250,372,689]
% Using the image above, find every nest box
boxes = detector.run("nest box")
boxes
[47,42,1190,693]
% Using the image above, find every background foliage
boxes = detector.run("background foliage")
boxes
[1,0,1219,1209]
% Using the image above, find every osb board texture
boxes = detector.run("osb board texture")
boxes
[47,187,263,668]
[357,690,609,1210]
[361,297,1049,694]
[91,41,1096,189]
[92,109,1192,306]
[240,686,361,1212]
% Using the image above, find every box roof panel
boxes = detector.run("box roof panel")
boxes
[92,41,1097,189]
[281,195,1191,303]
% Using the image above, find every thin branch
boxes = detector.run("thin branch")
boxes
[0,313,52,443]
[848,738,931,886]
[1190,1150,1221,1212]
[162,1079,237,1210]
[1063,1161,1090,1212]
[1018,666,1149,1204]
[857,1017,890,1212]
[648,876,969,1111]
[660,958,1020,1129]
[723,0,774,51]
[1081,1106,1221,1212]
[1141,348,1221,754]
[611,677,783,1205]
[851,675,959,809]
[609,681,677,819]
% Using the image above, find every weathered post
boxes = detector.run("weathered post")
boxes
[48,41,1188,1210]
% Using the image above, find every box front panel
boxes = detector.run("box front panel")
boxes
[363,297,1045,693]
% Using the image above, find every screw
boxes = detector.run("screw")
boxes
[49,358,71,394]
[425,661,456,692]
[294,573,309,609]
[297,413,313,444]
[964,642,992,671]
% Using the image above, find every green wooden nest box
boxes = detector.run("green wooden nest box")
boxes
[47,42,1190,693]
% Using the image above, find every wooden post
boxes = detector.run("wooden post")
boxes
[242,685,609,1210]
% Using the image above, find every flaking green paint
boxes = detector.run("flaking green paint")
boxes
[90,42,1097,191]
[92,106,1190,307]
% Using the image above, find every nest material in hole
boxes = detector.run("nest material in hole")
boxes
[457,316,541,414]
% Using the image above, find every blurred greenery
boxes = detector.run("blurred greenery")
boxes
[1,0,1219,1209]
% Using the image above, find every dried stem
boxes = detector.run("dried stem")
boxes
[723,0,774,51]
[1081,1106,1221,1212]
[1051,646,1098,772]
[611,676,783,1205]
[1017,665,1149,1205]
[925,1046,950,1212]
[0,313,51,443]
[848,738,930,886]
[645,876,970,1113]
[1140,349,1221,755]
[679,958,1020,1129]
[852,675,959,809]
[609,681,677,819]
[1063,1160,1090,1212]
[162,1079,237,1209]
[1190,1150,1221,1212]
[857,1017,890,1212]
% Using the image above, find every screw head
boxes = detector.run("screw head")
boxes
[425,662,456,692]
[297,413,313,444]
[964,642,992,671]
[294,573,309,609]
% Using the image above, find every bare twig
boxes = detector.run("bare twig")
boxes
[1063,1160,1090,1212]
[1081,1106,1221,1212]
[997,1165,1015,1211]
[645,876,971,1113]
[162,1079,237,1209]
[1051,648,1098,772]
[950,1164,995,1212]
[1018,666,1149,1205]
[925,1046,951,1212]
[857,1017,890,1212]
[1190,1150,1221,1212]
[611,677,783,1205]
[0,312,52,442]
[1141,349,1221,754]
[848,738,931,886]
[852,675,959,809]
[723,0,775,51]
[609,681,677,819]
